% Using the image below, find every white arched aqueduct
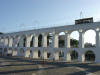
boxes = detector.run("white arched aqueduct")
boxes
[0,22,100,62]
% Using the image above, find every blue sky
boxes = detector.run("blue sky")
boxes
[0,0,100,33]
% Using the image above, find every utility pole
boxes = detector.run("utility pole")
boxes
[80,11,83,19]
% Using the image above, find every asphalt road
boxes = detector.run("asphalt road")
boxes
[0,56,100,75]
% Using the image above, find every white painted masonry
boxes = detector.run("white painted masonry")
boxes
[0,22,100,62]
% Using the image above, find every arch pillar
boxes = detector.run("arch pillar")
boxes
[33,50,39,59]
[26,35,31,47]
[7,48,12,56]
[12,49,18,56]
[63,50,67,61]
[25,49,31,57]
[66,52,71,62]
[54,51,59,60]
[79,29,84,48]
[78,51,83,62]
[52,32,59,48]
[44,52,48,59]
[95,50,100,62]
[42,33,47,47]
[4,37,9,46]
[34,34,38,47]
[9,36,13,47]
[65,31,70,48]
[81,53,85,62]
[43,50,48,59]
[96,28,100,48]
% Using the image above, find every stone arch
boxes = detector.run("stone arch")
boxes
[4,36,9,46]
[20,48,24,57]
[38,34,42,47]
[82,50,95,62]
[9,36,14,47]
[70,31,79,48]
[54,51,59,60]
[67,50,78,62]
[83,29,96,48]
[58,32,65,48]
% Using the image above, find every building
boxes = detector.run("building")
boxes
[0,21,100,62]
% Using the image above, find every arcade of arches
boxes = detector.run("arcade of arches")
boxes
[0,22,100,62]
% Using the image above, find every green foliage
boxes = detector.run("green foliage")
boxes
[70,39,79,48]
[71,51,78,60]
[59,40,65,47]
[84,43,95,48]
[0,32,3,34]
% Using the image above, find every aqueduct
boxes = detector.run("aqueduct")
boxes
[0,22,100,62]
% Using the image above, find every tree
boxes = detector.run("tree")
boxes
[59,36,79,48]
[35,34,79,48]
[59,40,65,47]
[0,32,3,34]
[70,39,79,48]
[84,43,95,48]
